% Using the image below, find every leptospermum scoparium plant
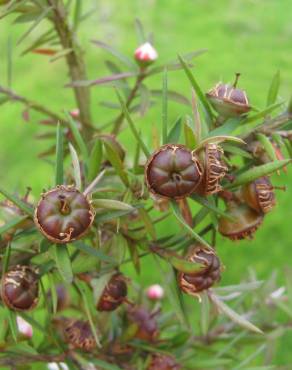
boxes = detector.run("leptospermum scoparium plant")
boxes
[0,1,292,369]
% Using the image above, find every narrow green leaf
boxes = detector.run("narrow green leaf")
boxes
[170,200,212,249]
[92,198,134,211]
[17,6,52,45]
[178,54,213,122]
[2,241,11,275]
[162,68,168,144]
[256,133,278,161]
[167,116,182,143]
[267,71,280,107]
[196,135,245,151]
[50,48,73,63]
[95,208,141,223]
[0,215,28,236]
[127,238,140,274]
[72,241,116,264]
[90,358,122,370]
[200,291,210,336]
[6,309,18,342]
[208,291,263,334]
[151,246,204,274]
[184,116,196,149]
[19,312,47,335]
[102,140,129,187]
[77,282,101,348]
[53,245,73,284]
[69,143,82,190]
[0,187,33,216]
[138,208,156,239]
[243,102,283,124]
[192,89,202,143]
[116,90,150,157]
[226,159,291,189]
[190,194,233,220]
[208,117,242,137]
[73,0,82,30]
[222,143,252,159]
[135,18,146,43]
[55,123,64,186]
[66,112,89,161]
[7,36,12,88]
[88,139,103,182]
[48,273,58,314]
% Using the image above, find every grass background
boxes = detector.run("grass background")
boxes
[0,0,292,366]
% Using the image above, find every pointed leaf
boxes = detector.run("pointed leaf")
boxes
[53,244,73,284]
[243,101,283,124]
[267,71,280,107]
[162,68,168,144]
[184,116,196,149]
[256,133,278,162]
[6,309,18,342]
[170,200,212,249]
[55,123,64,185]
[190,194,233,220]
[66,72,138,88]
[209,291,263,334]
[0,187,33,216]
[116,90,150,157]
[69,143,82,190]
[92,198,134,211]
[0,215,28,236]
[72,241,116,264]
[88,139,103,182]
[226,159,291,189]
[196,135,245,151]
[66,112,89,161]
[167,116,182,143]
[178,54,213,123]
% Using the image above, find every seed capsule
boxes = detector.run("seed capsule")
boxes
[197,143,228,195]
[241,176,276,214]
[127,306,159,341]
[1,265,39,311]
[178,245,221,295]
[97,273,128,312]
[218,203,263,240]
[147,353,181,370]
[145,144,203,199]
[63,319,96,351]
[206,73,251,118]
[34,185,95,244]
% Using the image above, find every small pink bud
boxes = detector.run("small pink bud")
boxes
[146,284,164,301]
[134,42,158,65]
[16,316,33,339]
[69,109,80,118]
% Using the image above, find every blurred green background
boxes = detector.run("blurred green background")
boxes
[0,0,292,366]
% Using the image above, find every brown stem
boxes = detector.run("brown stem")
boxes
[47,0,92,137]
[111,73,145,135]
[177,198,193,228]
[0,85,67,125]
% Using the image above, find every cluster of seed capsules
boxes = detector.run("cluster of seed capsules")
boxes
[0,76,281,368]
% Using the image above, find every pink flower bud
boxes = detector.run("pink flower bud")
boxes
[134,42,158,65]
[146,284,164,301]
[16,316,33,339]
[69,109,80,118]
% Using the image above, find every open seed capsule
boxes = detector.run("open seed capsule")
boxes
[34,185,95,244]
[241,176,276,214]
[206,73,251,118]
[147,353,181,370]
[1,265,39,311]
[178,245,221,295]
[64,319,96,351]
[218,202,263,240]
[145,144,203,199]
[97,273,128,312]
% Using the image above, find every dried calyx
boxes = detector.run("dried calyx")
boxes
[240,176,277,214]
[97,273,128,312]
[218,202,263,240]
[63,319,97,351]
[145,144,203,199]
[147,353,181,370]
[34,185,95,244]
[206,73,251,118]
[1,265,39,311]
[197,143,228,195]
[178,245,221,295]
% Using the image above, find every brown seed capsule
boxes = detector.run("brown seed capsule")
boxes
[64,319,96,351]
[34,185,95,244]
[241,176,276,214]
[206,73,251,118]
[97,273,128,312]
[127,306,159,342]
[145,144,203,199]
[218,202,263,240]
[147,353,181,370]
[197,143,228,195]
[1,265,39,311]
[178,245,221,295]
